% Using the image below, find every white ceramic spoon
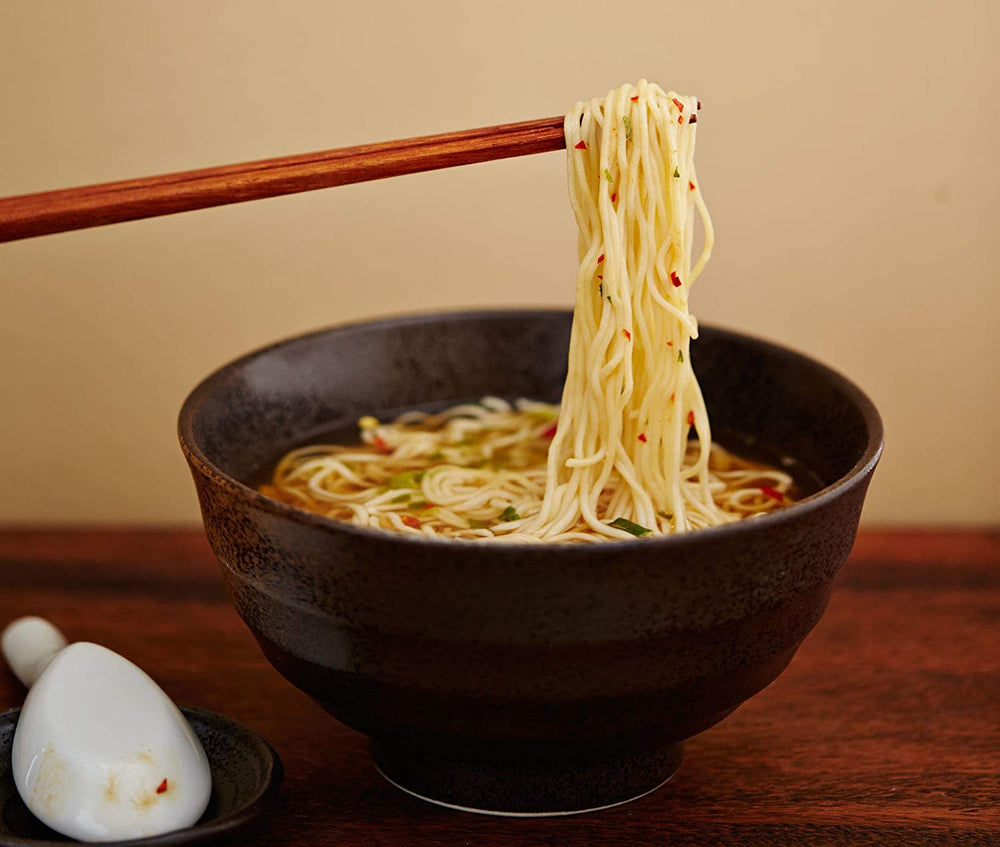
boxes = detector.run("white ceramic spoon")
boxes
[2,617,212,842]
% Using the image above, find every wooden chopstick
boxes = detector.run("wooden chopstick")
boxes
[0,116,566,243]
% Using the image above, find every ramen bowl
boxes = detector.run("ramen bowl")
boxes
[178,309,882,815]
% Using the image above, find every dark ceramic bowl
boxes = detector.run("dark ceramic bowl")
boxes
[178,310,882,815]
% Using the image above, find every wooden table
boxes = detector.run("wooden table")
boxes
[2,528,997,845]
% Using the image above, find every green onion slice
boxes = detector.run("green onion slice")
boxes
[608,517,652,537]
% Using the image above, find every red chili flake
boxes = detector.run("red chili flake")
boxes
[670,271,682,287]
[610,192,617,203]
[156,779,168,794]
[686,410,695,426]
[402,515,422,529]
[689,114,698,124]
[373,436,391,455]
[672,97,684,112]
[630,95,639,102]
[597,274,603,280]
[669,393,676,403]
[667,341,673,346]
[597,253,604,263]
[697,100,702,110]
[638,433,647,443]
[677,115,683,124]
[760,486,785,502]
[574,140,587,150]
[688,181,696,191]
[622,329,631,341]
[541,423,558,439]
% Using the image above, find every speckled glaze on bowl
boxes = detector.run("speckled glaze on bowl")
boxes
[178,310,882,815]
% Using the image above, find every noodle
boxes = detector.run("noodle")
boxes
[260,81,796,541]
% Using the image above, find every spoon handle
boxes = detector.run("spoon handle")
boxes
[1,617,68,687]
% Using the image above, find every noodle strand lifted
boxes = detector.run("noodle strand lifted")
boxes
[261,82,795,541]
[520,81,715,539]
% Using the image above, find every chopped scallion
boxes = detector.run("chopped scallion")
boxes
[389,470,425,489]
[608,517,652,537]
[389,471,418,489]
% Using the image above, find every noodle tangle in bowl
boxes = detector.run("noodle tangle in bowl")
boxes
[262,398,796,542]
[260,81,795,542]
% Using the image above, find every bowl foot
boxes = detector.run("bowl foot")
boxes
[371,740,683,816]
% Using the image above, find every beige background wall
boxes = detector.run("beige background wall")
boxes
[1,0,997,525]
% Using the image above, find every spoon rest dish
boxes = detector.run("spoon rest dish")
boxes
[0,707,281,846]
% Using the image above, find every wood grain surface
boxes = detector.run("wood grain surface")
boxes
[0,116,565,242]
[1,528,997,845]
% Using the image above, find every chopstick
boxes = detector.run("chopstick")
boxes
[0,116,566,243]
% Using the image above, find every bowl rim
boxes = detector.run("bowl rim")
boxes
[178,308,884,554]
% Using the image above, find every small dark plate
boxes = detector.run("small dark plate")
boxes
[0,707,282,846]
